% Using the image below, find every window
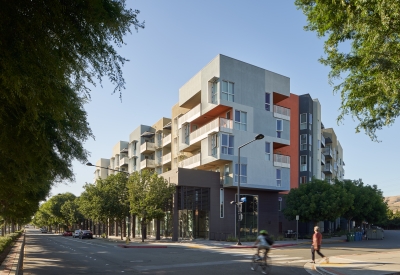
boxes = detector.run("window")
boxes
[234,110,247,131]
[276,120,283,138]
[309,113,313,130]
[224,164,230,184]
[211,81,218,104]
[221,134,234,155]
[265,142,271,161]
[276,169,282,186]
[220,188,224,218]
[309,135,312,151]
[278,199,282,211]
[211,134,217,156]
[235,163,247,183]
[265,93,271,111]
[309,156,312,171]
[221,80,234,102]
[184,124,190,144]
[300,134,307,151]
[300,113,307,129]
[300,155,307,171]
[300,176,307,184]
[226,111,231,119]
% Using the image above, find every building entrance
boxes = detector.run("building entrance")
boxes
[237,194,258,238]
[177,186,210,239]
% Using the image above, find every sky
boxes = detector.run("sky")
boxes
[50,1,400,198]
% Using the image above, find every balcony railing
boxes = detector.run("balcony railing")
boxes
[162,152,172,164]
[140,159,155,169]
[178,104,201,129]
[190,118,233,145]
[273,105,290,120]
[322,147,333,159]
[140,142,155,153]
[321,153,325,165]
[180,153,201,169]
[321,134,325,148]
[322,164,333,174]
[273,154,290,168]
[120,157,128,166]
[163,134,171,146]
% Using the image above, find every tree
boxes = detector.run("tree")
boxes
[60,198,83,230]
[283,178,353,225]
[0,0,144,219]
[127,170,175,242]
[295,0,400,140]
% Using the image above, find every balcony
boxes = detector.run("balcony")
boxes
[322,163,333,174]
[120,157,128,166]
[140,159,155,169]
[321,153,325,165]
[163,152,172,164]
[321,134,325,148]
[163,134,171,146]
[322,147,333,159]
[180,153,201,169]
[140,142,155,154]
[321,173,325,180]
[273,154,290,168]
[178,104,201,129]
[273,105,290,121]
[190,117,233,145]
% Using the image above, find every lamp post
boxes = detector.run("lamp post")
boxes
[236,134,264,245]
[85,162,130,175]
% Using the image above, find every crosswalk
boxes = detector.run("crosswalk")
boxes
[185,247,310,264]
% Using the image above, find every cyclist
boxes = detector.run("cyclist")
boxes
[254,230,272,260]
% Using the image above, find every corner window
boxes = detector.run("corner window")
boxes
[300,155,307,171]
[211,81,218,104]
[221,80,234,102]
[265,142,271,161]
[221,134,234,155]
[276,120,283,138]
[265,93,271,111]
[300,113,307,130]
[300,134,307,151]
[235,163,247,183]
[234,110,247,131]
[276,169,282,187]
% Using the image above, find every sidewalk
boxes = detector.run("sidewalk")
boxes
[312,250,400,275]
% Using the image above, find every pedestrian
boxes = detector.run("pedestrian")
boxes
[310,226,328,264]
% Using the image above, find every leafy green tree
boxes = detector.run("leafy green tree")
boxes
[61,198,83,230]
[283,178,353,225]
[0,0,144,219]
[295,0,400,140]
[127,170,175,242]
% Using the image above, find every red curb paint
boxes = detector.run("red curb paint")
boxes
[225,243,300,249]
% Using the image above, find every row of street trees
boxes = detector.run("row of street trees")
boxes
[283,178,388,231]
[32,170,175,242]
[0,1,143,234]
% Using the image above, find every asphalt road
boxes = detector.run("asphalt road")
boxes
[23,229,400,275]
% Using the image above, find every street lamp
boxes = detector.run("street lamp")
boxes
[236,134,264,245]
[86,162,129,175]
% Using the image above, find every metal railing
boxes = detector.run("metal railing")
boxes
[190,118,233,142]
[274,105,290,118]
[178,104,201,129]
[180,153,201,168]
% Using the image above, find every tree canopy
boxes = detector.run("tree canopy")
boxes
[0,0,143,221]
[283,178,353,224]
[295,0,400,140]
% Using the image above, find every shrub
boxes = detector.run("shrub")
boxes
[0,231,23,253]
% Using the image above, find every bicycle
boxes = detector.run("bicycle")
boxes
[250,248,271,274]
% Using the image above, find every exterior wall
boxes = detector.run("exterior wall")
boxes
[128,125,151,173]
[93,158,110,181]
[298,94,314,184]
[322,128,345,182]
[312,99,323,180]
[109,141,128,174]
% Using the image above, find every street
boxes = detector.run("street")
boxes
[23,229,400,275]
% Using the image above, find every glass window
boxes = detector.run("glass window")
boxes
[300,134,307,151]
[221,80,234,102]
[265,93,271,111]
[300,155,307,171]
[276,169,282,186]
[235,163,247,183]
[276,120,283,138]
[300,113,307,130]
[300,176,307,184]
[211,82,218,104]
[309,113,313,124]
[309,156,312,171]
[211,134,217,156]
[309,135,312,151]
[234,110,247,131]
[265,142,271,161]
[221,134,234,155]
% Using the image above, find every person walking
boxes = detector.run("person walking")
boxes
[310,226,328,264]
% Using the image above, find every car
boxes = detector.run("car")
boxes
[41,228,47,233]
[79,230,93,239]
[73,230,81,238]
[62,231,73,236]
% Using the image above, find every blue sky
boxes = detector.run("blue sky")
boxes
[51,1,399,198]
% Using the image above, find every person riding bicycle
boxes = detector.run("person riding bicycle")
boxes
[254,230,273,260]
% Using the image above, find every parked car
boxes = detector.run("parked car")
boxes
[79,230,93,239]
[62,231,73,236]
[73,229,81,238]
[41,228,47,233]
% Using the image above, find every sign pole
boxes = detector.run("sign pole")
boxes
[296,215,299,241]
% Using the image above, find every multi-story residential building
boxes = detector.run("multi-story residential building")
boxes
[92,158,110,182]
[108,141,129,175]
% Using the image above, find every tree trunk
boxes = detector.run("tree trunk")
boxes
[156,219,161,240]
